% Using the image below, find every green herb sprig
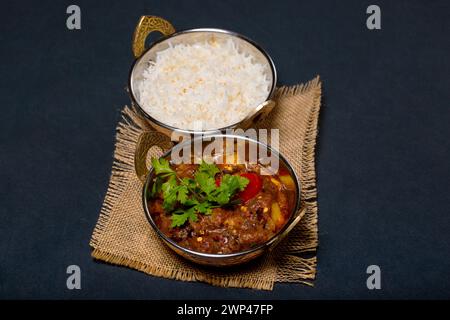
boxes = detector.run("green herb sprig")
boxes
[149,158,249,228]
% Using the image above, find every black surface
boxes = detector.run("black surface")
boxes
[1,0,449,299]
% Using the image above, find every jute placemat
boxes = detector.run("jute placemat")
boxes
[90,76,321,290]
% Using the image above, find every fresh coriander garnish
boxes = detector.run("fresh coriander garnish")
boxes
[149,158,249,228]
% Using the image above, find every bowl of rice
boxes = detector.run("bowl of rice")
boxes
[128,16,277,136]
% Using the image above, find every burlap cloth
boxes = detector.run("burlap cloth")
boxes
[90,76,321,290]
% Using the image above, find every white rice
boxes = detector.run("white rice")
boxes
[137,38,271,130]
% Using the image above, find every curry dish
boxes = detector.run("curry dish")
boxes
[147,159,296,254]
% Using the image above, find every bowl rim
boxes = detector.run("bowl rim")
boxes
[128,28,278,135]
[141,133,302,260]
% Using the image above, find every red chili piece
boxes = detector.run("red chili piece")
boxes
[238,172,262,202]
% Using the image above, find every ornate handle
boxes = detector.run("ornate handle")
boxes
[132,15,176,58]
[269,203,307,251]
[241,100,276,128]
[134,131,174,182]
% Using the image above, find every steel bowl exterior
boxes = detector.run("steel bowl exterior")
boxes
[128,28,277,137]
[141,134,302,267]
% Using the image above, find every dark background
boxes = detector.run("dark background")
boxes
[0,0,449,299]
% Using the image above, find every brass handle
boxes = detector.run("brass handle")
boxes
[132,15,176,58]
[269,204,307,251]
[241,100,276,128]
[134,131,174,182]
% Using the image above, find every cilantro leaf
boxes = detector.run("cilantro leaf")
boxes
[151,157,175,176]
[221,174,249,193]
[195,201,213,215]
[213,191,230,205]
[161,175,178,211]
[176,185,189,204]
[149,156,250,229]
[198,161,220,177]
[181,177,196,188]
[212,174,249,205]
[195,172,216,195]
[149,176,163,198]
[171,206,198,227]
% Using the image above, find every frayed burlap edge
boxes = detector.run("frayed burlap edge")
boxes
[273,77,321,285]
[90,76,321,290]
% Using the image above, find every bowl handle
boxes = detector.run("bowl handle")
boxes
[132,15,176,58]
[241,100,276,128]
[134,131,174,183]
[269,203,307,251]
